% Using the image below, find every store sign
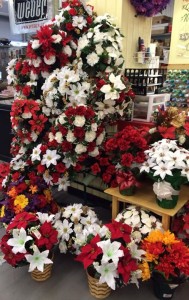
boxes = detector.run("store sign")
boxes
[169,0,189,64]
[8,0,54,34]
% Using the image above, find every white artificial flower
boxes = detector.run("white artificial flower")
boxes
[181,166,189,181]
[77,35,89,52]
[100,84,119,100]
[22,112,32,119]
[94,262,118,290]
[75,144,87,154]
[96,132,105,146]
[72,16,87,29]
[58,113,66,124]
[44,55,56,65]
[32,57,42,68]
[153,181,179,201]
[36,213,55,224]
[63,45,72,57]
[89,147,99,157]
[91,123,98,132]
[85,131,96,142]
[97,239,124,266]
[30,71,38,81]
[31,40,41,49]
[74,223,83,234]
[54,13,65,27]
[128,241,145,260]
[11,159,27,171]
[52,34,62,44]
[62,204,83,219]
[59,240,67,253]
[140,159,155,173]
[31,144,42,161]
[43,171,53,185]
[86,52,99,66]
[55,132,63,143]
[164,150,187,169]
[25,248,53,272]
[66,130,76,143]
[96,99,115,116]
[60,219,73,241]
[41,71,50,78]
[41,149,61,168]
[57,176,70,191]
[109,73,125,90]
[73,115,86,127]
[31,132,38,142]
[152,162,174,180]
[178,135,186,145]
[95,44,104,55]
[7,228,33,254]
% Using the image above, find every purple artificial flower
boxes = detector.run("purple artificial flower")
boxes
[130,0,172,17]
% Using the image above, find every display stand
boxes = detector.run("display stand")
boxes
[104,181,189,230]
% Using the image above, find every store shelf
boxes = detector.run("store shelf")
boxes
[151,32,171,39]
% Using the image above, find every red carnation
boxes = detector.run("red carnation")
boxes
[91,163,101,175]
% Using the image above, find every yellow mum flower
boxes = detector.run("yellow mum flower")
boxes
[7,187,17,198]
[139,261,151,281]
[0,205,5,218]
[29,185,38,194]
[43,189,52,203]
[145,230,164,243]
[145,252,158,263]
[14,194,29,209]
[162,230,179,245]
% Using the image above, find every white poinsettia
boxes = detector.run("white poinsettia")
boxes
[36,212,55,224]
[152,162,174,180]
[41,149,61,168]
[31,144,42,161]
[97,239,124,266]
[94,262,118,290]
[7,228,33,254]
[25,248,53,272]
[60,219,73,241]
[57,175,70,192]
[109,73,126,90]
[72,16,87,29]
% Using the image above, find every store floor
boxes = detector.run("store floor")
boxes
[0,190,189,300]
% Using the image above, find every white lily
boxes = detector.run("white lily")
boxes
[7,228,33,254]
[41,149,61,168]
[97,239,124,265]
[94,262,118,290]
[36,212,55,224]
[25,248,53,272]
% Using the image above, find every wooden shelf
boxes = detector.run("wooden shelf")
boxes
[104,182,189,230]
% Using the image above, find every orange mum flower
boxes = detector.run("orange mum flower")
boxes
[29,185,38,194]
[7,187,17,198]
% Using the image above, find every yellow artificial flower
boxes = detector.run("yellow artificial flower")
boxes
[162,230,179,245]
[29,185,38,194]
[139,261,151,281]
[43,189,52,202]
[170,112,186,128]
[0,205,5,218]
[7,187,17,198]
[145,229,164,243]
[145,252,158,263]
[14,194,29,209]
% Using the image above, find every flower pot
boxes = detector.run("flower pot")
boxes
[119,186,135,196]
[31,263,53,282]
[152,272,179,300]
[156,194,179,209]
[86,269,111,299]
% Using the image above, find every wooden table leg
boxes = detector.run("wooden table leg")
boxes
[112,196,119,219]
[162,214,171,230]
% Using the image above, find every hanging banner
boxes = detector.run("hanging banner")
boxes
[169,0,189,64]
[8,0,54,34]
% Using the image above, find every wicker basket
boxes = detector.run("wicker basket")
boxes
[31,262,53,282]
[87,270,111,299]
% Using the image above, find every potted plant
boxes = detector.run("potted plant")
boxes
[115,205,163,244]
[0,211,59,281]
[139,229,189,299]
[91,125,148,195]
[54,203,100,255]
[75,220,145,298]
[140,139,189,208]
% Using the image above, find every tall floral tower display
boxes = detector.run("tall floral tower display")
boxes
[0,0,134,224]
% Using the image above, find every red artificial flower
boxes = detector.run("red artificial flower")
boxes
[55,162,67,173]
[91,163,101,175]
[99,157,110,166]
[105,220,131,243]
[75,235,102,269]
[66,23,74,31]
[22,85,31,97]
[36,221,58,250]
[184,122,189,136]
[69,8,77,15]
[29,114,48,133]
[102,172,112,184]
[121,153,134,168]
[61,141,73,152]
[37,164,46,174]
[74,127,85,139]
[7,212,38,231]
[118,247,138,284]
[158,126,176,139]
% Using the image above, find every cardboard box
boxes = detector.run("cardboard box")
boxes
[152,16,172,25]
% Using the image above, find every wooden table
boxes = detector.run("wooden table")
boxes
[104,182,189,230]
